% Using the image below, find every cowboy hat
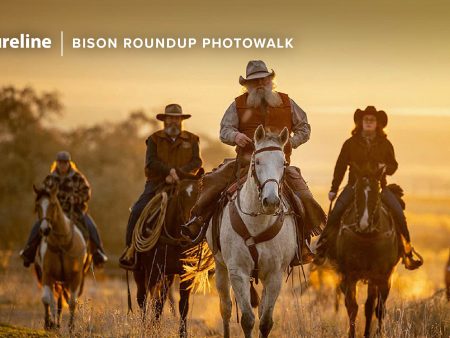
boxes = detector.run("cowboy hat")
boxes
[354,106,388,127]
[239,60,275,85]
[156,104,191,121]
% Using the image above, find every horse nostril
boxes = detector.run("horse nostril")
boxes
[262,198,269,208]
[274,197,280,207]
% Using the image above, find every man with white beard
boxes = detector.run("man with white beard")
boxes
[182,60,325,266]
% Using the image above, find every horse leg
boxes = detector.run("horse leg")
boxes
[178,279,191,338]
[375,279,391,336]
[364,282,378,338]
[134,269,148,312]
[341,278,358,338]
[258,273,282,338]
[56,292,63,328]
[229,271,255,338]
[41,283,54,330]
[68,289,78,333]
[335,286,341,313]
[154,275,173,322]
[215,262,232,338]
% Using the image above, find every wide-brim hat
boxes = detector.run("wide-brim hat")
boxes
[239,60,275,85]
[156,104,191,121]
[354,106,388,128]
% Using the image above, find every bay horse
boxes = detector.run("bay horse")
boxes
[133,178,200,337]
[336,164,401,338]
[33,185,89,330]
[207,125,297,338]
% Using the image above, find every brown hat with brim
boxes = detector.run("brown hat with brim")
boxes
[354,106,388,128]
[156,104,191,121]
[239,60,275,85]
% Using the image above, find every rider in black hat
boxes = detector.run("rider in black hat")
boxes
[315,106,423,270]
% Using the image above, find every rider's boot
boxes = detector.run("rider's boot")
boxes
[401,236,423,270]
[19,246,36,268]
[92,247,108,267]
[290,241,315,266]
[119,245,137,270]
[20,222,42,268]
[181,215,206,240]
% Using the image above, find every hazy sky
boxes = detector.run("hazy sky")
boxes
[1,0,450,136]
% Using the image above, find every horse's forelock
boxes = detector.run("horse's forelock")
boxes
[35,189,51,203]
[255,132,283,149]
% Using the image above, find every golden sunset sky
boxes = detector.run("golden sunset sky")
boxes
[2,0,450,194]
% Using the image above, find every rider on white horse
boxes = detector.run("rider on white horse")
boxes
[182,60,326,266]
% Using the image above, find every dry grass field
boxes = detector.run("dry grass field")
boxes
[1,194,449,337]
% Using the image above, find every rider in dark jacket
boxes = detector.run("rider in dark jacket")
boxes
[315,106,423,270]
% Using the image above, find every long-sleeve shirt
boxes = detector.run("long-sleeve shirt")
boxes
[330,134,398,193]
[219,98,311,149]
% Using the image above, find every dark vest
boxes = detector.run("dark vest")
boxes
[146,130,199,182]
[235,92,292,162]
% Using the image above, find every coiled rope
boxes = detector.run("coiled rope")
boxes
[132,191,168,253]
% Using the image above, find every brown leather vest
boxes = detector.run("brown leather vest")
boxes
[149,130,199,178]
[235,92,292,162]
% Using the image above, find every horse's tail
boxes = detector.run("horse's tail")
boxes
[250,281,260,308]
[180,242,215,293]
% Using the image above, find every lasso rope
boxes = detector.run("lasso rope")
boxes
[132,191,168,253]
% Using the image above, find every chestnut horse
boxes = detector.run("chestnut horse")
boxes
[33,185,90,330]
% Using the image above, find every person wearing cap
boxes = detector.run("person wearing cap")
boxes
[182,60,326,266]
[119,104,202,269]
[314,106,423,270]
[20,151,108,267]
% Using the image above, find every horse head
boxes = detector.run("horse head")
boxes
[252,125,289,215]
[33,184,59,237]
[350,162,384,231]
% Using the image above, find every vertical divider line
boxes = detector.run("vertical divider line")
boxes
[60,31,64,56]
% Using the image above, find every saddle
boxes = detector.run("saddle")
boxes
[210,176,307,258]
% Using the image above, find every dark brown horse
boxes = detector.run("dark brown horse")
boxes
[336,164,401,338]
[133,179,200,337]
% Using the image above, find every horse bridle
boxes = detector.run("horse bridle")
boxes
[251,146,287,198]
[352,178,381,230]
[237,145,287,217]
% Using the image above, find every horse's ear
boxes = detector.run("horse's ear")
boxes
[49,184,58,200]
[254,125,265,144]
[279,127,289,146]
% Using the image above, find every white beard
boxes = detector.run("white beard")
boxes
[246,86,282,108]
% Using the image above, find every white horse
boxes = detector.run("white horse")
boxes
[206,125,297,338]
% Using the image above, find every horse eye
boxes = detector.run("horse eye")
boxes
[255,159,260,165]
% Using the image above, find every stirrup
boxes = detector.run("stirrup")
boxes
[403,248,423,270]
[181,216,204,239]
